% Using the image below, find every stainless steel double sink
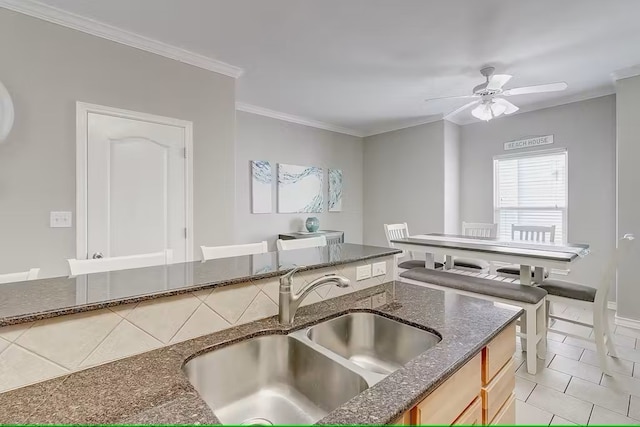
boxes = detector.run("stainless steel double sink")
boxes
[183,312,441,425]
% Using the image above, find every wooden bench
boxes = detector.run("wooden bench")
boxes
[400,268,547,375]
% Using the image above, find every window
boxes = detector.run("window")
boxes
[493,149,568,243]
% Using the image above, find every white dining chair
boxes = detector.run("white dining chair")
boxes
[67,249,173,276]
[462,222,498,238]
[0,268,40,284]
[384,223,443,271]
[452,222,497,272]
[277,235,327,251]
[539,234,635,375]
[201,241,269,261]
[496,224,556,280]
[512,224,556,242]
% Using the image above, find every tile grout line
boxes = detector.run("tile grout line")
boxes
[1,342,71,393]
[0,321,36,344]
[564,375,573,394]
[166,296,208,344]
[0,337,11,358]
[77,319,165,369]
[525,382,537,403]
[108,302,140,320]
[586,403,595,425]
[113,317,165,347]
[76,315,127,368]
[229,286,262,324]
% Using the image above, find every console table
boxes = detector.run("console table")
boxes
[278,230,344,245]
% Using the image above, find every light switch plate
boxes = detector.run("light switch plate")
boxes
[50,211,72,228]
[356,264,372,281]
[372,261,386,277]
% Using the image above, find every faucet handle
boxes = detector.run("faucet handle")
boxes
[280,265,306,285]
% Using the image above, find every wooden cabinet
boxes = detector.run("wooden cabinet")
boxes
[452,398,482,426]
[490,395,516,425]
[482,324,516,384]
[414,353,481,425]
[481,359,515,423]
[387,321,516,426]
[392,411,412,425]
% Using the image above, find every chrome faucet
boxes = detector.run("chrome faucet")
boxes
[279,266,350,325]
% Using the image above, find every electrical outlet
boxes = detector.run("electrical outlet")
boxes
[372,261,386,277]
[356,264,372,281]
[50,211,72,228]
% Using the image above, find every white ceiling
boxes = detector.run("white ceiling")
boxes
[19,0,640,134]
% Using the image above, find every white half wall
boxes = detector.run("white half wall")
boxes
[235,111,364,249]
[460,95,617,286]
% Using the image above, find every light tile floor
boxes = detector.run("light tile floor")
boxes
[515,303,640,425]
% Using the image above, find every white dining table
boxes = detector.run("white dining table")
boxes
[390,233,590,285]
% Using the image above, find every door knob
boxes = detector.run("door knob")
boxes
[92,252,104,259]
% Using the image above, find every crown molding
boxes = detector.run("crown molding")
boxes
[0,0,244,78]
[235,103,364,137]
[362,114,445,137]
[612,65,640,82]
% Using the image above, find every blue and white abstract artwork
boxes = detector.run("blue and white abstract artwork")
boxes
[251,160,272,214]
[328,169,343,212]
[278,163,323,213]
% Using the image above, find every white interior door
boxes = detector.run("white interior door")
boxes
[84,111,190,263]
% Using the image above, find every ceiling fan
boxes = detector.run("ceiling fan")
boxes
[427,67,568,122]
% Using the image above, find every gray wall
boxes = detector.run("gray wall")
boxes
[363,120,446,247]
[460,95,617,286]
[0,9,236,278]
[615,76,640,321]
[444,121,461,234]
[235,111,364,249]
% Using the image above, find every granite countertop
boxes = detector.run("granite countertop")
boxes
[0,243,400,326]
[0,281,522,425]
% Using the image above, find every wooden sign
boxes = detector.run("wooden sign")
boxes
[504,135,554,151]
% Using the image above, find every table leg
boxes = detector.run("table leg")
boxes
[537,300,547,359]
[425,253,435,269]
[520,265,532,286]
[445,255,454,270]
[533,266,545,284]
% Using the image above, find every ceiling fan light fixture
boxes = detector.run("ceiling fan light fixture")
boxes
[471,99,507,122]
[490,101,507,117]
[471,103,491,121]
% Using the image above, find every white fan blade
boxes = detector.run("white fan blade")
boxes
[444,100,480,119]
[493,98,519,115]
[486,74,512,91]
[425,94,478,102]
[503,82,567,96]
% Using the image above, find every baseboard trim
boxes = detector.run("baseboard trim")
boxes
[614,314,640,330]
[608,301,617,311]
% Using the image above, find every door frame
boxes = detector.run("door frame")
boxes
[75,102,194,262]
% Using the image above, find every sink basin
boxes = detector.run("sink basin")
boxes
[307,312,441,375]
[182,335,368,425]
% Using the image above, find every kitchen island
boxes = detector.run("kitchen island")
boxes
[0,280,521,425]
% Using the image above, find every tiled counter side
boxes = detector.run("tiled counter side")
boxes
[0,255,395,394]
[0,281,521,425]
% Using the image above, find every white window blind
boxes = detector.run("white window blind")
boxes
[494,150,568,243]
